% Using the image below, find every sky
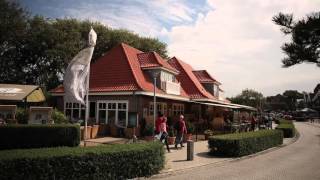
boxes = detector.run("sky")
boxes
[18,0,320,97]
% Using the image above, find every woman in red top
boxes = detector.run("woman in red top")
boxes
[155,112,164,134]
[160,116,170,153]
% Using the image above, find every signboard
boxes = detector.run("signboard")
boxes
[29,107,53,124]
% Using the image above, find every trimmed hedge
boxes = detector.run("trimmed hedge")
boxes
[0,142,164,180]
[276,123,295,138]
[0,124,80,150]
[208,130,283,157]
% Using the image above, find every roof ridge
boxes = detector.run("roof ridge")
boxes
[169,57,214,99]
[119,43,144,91]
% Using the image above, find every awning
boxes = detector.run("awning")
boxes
[191,100,256,111]
[200,102,241,109]
[0,84,45,102]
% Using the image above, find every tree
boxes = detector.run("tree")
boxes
[0,0,169,90]
[282,90,303,111]
[228,89,264,109]
[272,12,320,67]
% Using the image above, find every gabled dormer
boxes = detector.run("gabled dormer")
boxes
[192,70,221,98]
[137,52,181,95]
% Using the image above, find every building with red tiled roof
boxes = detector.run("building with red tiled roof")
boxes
[51,43,255,138]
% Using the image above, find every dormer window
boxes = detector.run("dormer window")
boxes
[160,71,175,82]
[192,70,221,98]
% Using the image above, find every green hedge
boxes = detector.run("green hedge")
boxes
[208,130,283,157]
[0,124,80,150]
[276,124,295,138]
[0,142,164,180]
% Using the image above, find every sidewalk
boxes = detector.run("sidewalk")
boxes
[159,123,297,175]
[80,136,127,146]
[161,140,229,173]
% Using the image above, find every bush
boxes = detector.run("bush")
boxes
[276,124,295,138]
[51,108,69,124]
[208,130,283,157]
[0,142,164,180]
[0,124,80,150]
[278,119,293,124]
[144,124,154,136]
[16,108,28,124]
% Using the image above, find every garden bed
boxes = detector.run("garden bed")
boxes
[0,124,80,150]
[208,130,283,157]
[275,120,296,138]
[0,142,164,180]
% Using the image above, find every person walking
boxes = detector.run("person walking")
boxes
[160,116,170,153]
[155,112,164,135]
[250,115,256,131]
[175,115,187,149]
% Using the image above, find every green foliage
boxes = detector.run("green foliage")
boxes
[273,12,320,67]
[186,121,195,134]
[228,89,264,108]
[144,124,154,136]
[16,108,28,124]
[208,130,283,157]
[51,108,68,124]
[0,124,80,150]
[265,90,304,111]
[0,0,168,90]
[275,119,295,138]
[168,126,175,137]
[276,124,295,138]
[0,142,164,180]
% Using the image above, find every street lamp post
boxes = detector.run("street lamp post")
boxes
[151,70,160,136]
[153,75,156,136]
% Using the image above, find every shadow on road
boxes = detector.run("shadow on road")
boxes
[196,152,226,159]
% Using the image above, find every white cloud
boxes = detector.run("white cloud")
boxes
[167,0,320,97]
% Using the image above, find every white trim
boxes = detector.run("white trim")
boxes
[96,100,129,127]
[142,66,179,75]
[136,91,190,102]
[192,98,224,104]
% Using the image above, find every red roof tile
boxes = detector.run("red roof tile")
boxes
[137,52,179,73]
[168,57,216,100]
[51,43,189,98]
[193,70,219,84]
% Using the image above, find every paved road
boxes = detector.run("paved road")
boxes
[157,122,320,180]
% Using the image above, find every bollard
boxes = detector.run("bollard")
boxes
[187,140,194,161]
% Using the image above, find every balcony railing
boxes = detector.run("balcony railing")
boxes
[161,81,181,95]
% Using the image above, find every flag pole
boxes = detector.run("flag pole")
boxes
[84,64,90,147]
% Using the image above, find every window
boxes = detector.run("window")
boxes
[65,102,85,121]
[213,84,219,97]
[150,102,167,116]
[96,101,128,127]
[160,71,175,82]
[172,103,184,116]
[98,102,107,124]
[149,103,154,116]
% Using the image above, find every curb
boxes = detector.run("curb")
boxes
[151,129,300,179]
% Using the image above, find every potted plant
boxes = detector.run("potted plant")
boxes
[204,129,214,140]
[80,125,92,140]
[167,126,176,145]
[91,124,99,139]
[144,124,154,141]
[184,121,194,142]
